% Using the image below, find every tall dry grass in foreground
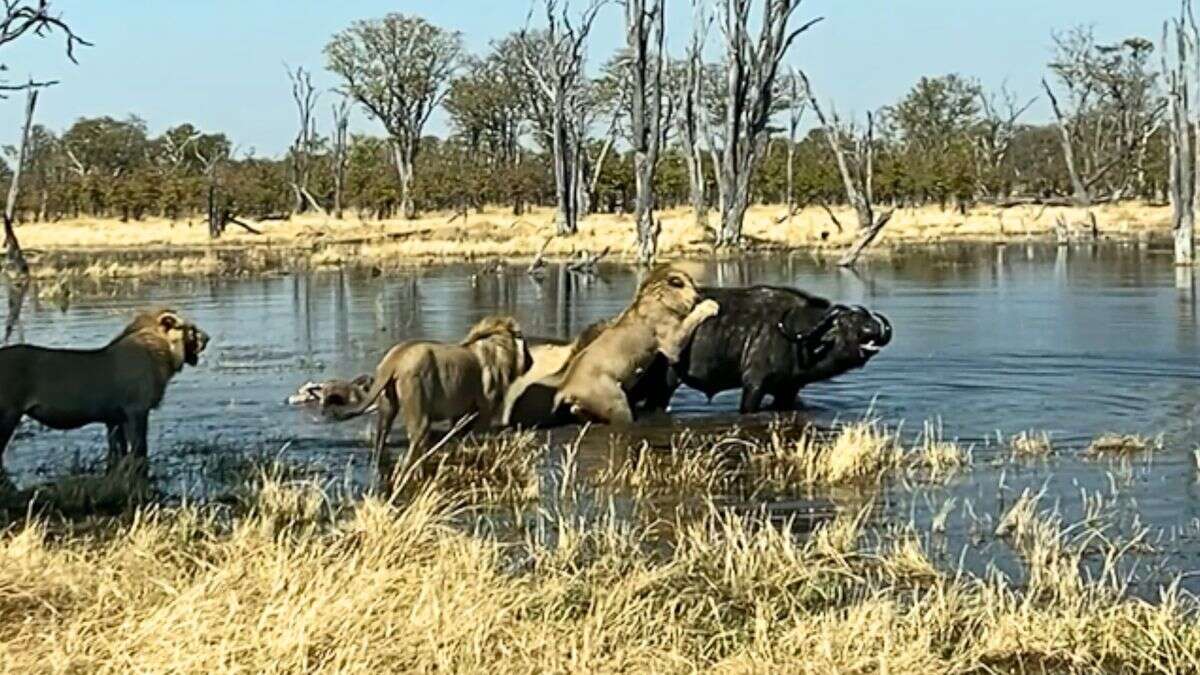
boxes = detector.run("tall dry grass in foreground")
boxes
[11,201,1172,280]
[2,423,1198,673]
[2,479,1197,673]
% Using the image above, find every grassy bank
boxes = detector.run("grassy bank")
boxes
[9,201,1172,280]
[2,422,1197,673]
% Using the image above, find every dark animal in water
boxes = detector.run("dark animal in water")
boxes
[632,286,893,413]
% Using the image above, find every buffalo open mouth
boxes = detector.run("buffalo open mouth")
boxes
[854,307,893,359]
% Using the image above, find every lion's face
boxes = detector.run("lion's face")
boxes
[638,266,703,318]
[150,310,209,369]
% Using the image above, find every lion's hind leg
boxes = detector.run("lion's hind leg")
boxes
[563,377,634,426]
[372,385,401,486]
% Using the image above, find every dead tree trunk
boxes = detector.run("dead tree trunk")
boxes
[331,96,351,220]
[779,67,805,223]
[713,0,821,247]
[801,71,892,267]
[677,0,711,230]
[196,146,229,239]
[626,0,666,264]
[3,84,42,278]
[519,0,603,236]
[1164,5,1197,266]
[1042,79,1093,209]
[287,65,327,216]
[391,135,418,220]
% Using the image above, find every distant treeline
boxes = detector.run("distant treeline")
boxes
[0,25,1166,223]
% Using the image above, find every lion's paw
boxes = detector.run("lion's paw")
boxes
[695,299,720,319]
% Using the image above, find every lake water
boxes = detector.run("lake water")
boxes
[4,242,1200,591]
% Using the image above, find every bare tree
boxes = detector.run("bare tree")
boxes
[0,0,88,275]
[330,96,351,220]
[801,71,893,267]
[973,83,1035,201]
[1043,28,1165,208]
[778,67,806,222]
[712,0,821,246]
[195,143,229,239]
[517,0,604,236]
[0,1,89,92]
[675,0,712,229]
[326,14,463,219]
[3,83,42,277]
[286,65,326,216]
[623,0,666,263]
[1163,2,1197,266]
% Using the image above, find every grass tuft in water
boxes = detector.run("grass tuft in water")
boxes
[1086,433,1162,458]
[1010,430,1054,459]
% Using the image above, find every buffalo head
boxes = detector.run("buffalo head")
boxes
[778,304,893,378]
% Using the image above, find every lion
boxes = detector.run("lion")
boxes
[550,265,719,425]
[326,316,532,470]
[0,309,210,477]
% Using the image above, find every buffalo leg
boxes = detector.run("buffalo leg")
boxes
[629,356,678,412]
[767,384,803,412]
[739,384,767,414]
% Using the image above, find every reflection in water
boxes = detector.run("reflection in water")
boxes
[3,277,28,345]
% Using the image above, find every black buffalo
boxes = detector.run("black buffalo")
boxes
[632,285,893,414]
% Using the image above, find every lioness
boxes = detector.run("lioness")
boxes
[552,265,719,425]
[0,309,209,476]
[327,316,532,468]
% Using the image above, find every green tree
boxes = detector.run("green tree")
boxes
[886,74,982,208]
[326,14,463,219]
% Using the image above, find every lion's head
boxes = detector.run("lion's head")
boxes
[632,265,704,319]
[120,309,210,371]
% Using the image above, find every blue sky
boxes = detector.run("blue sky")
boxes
[0,0,1179,154]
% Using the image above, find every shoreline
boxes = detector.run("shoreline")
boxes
[4,201,1176,281]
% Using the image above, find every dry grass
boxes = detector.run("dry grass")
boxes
[593,430,743,496]
[1,471,1197,673]
[1086,433,1163,458]
[9,201,1172,280]
[1011,430,1055,459]
[589,419,969,498]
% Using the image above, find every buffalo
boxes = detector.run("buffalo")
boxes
[631,285,893,414]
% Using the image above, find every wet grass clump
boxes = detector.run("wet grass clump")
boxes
[1010,430,1055,459]
[591,419,972,499]
[1085,433,1163,458]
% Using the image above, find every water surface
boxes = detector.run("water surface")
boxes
[4,242,1200,590]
